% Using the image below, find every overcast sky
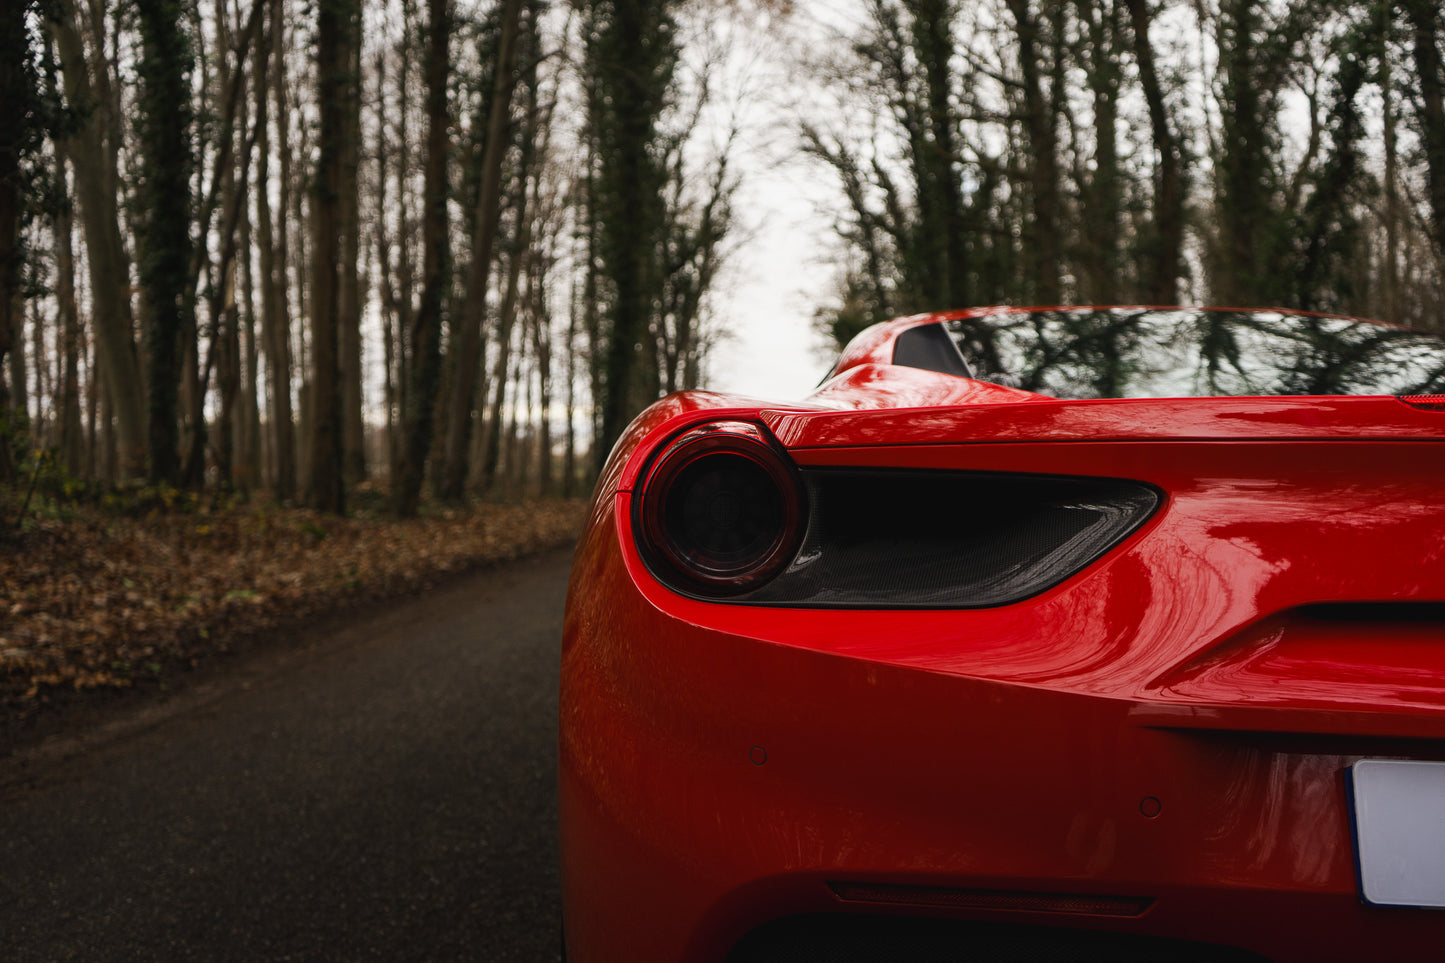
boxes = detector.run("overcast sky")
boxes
[685,2,856,402]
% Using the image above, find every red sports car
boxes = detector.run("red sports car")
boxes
[560,307,1445,962]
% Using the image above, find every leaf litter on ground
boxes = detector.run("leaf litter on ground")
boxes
[0,499,585,716]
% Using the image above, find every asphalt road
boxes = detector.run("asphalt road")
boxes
[0,546,573,962]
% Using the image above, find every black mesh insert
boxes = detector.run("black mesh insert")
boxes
[725,914,1271,963]
[734,470,1159,608]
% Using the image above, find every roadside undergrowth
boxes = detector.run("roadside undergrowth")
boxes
[0,498,585,716]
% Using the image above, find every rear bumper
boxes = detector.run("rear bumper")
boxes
[559,502,1445,963]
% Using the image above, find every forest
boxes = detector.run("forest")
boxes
[1,0,1444,517]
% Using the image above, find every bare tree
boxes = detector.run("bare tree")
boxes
[1404,0,1445,259]
[437,0,524,503]
[339,0,366,485]
[133,0,195,484]
[307,0,355,513]
[585,0,680,468]
[1003,0,1063,303]
[47,0,147,477]
[47,37,85,477]
[1121,0,1186,303]
[0,0,35,481]
[395,0,452,517]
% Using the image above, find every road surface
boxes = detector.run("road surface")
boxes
[0,546,573,962]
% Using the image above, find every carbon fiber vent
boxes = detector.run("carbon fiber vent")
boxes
[733,470,1159,608]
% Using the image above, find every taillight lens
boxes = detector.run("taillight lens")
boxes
[634,422,806,596]
[1399,394,1445,410]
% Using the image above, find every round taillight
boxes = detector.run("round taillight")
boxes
[635,422,806,596]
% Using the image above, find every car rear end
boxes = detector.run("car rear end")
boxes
[560,314,1445,963]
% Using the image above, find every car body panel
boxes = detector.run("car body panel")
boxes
[561,309,1445,961]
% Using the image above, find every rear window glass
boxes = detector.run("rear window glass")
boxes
[943,309,1445,399]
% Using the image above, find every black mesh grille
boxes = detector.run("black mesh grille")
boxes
[725,914,1271,963]
[734,470,1159,608]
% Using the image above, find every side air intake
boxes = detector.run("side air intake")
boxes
[739,469,1159,608]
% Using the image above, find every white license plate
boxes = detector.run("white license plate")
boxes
[1350,759,1445,908]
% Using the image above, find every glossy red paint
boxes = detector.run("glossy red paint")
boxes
[561,311,1445,962]
[808,361,1050,411]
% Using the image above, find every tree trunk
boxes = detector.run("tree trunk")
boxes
[563,296,577,498]
[48,0,148,477]
[217,272,241,487]
[99,371,116,485]
[5,293,22,439]
[1121,0,1184,303]
[1005,0,1062,304]
[238,169,261,492]
[1210,0,1309,306]
[590,0,679,469]
[288,30,310,408]
[436,0,524,502]
[308,0,349,513]
[480,125,538,492]
[339,0,366,485]
[180,0,266,488]
[57,173,85,476]
[481,241,530,491]
[0,0,29,481]
[1381,6,1400,327]
[1077,0,1123,303]
[134,0,195,485]
[1214,0,1266,304]
[395,0,451,517]
[531,260,553,496]
[85,337,99,479]
[42,33,85,476]
[390,19,416,491]
[374,39,401,491]
[30,299,49,446]
[1406,0,1445,258]
[502,337,525,491]
[902,0,967,307]
[258,0,295,500]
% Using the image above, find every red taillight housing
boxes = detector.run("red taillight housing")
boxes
[634,421,806,597]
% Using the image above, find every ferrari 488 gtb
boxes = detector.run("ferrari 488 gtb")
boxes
[560,307,1445,962]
